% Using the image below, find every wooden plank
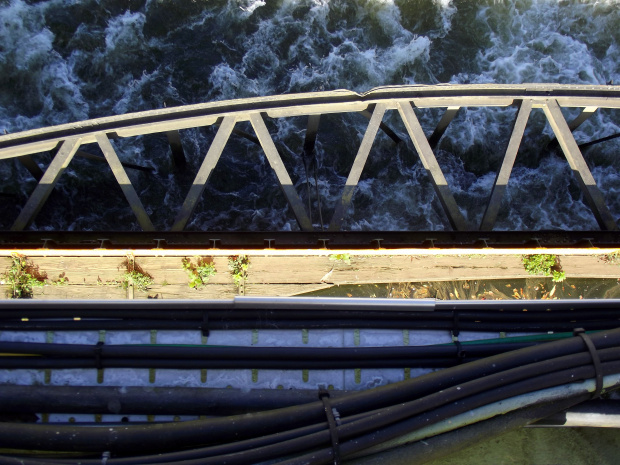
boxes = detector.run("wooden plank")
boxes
[95,133,155,232]
[428,106,460,149]
[480,99,533,230]
[397,101,469,231]
[171,115,237,232]
[11,137,82,231]
[249,113,313,232]
[33,285,127,300]
[329,103,387,231]
[543,99,618,231]
[134,284,237,300]
[1,253,619,300]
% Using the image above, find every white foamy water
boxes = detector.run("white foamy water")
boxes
[0,0,618,231]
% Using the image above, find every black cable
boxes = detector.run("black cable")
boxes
[1,330,619,455]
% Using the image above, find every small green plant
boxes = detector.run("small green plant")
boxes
[49,272,69,286]
[2,254,46,298]
[522,254,566,283]
[228,255,250,288]
[329,253,351,265]
[121,255,153,292]
[122,271,154,292]
[182,256,216,289]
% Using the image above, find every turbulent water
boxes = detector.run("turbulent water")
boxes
[0,0,619,232]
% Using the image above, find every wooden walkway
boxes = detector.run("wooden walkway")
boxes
[1,253,617,300]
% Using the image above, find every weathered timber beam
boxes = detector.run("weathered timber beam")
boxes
[95,133,155,232]
[543,99,618,231]
[11,137,81,231]
[397,101,470,231]
[166,130,187,170]
[480,99,533,230]
[428,106,460,149]
[329,103,387,231]
[250,113,313,232]
[171,116,237,232]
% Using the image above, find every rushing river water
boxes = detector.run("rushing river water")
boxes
[0,0,619,231]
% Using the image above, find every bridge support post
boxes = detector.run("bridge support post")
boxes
[480,99,533,230]
[95,133,155,232]
[171,116,237,231]
[398,101,469,231]
[329,103,387,231]
[543,99,617,231]
[11,137,82,231]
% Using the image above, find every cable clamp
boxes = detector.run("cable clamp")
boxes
[451,311,460,338]
[200,312,210,337]
[454,340,466,364]
[318,387,341,465]
[573,328,603,398]
[94,341,104,371]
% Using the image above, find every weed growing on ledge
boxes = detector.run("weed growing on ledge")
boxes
[228,255,250,288]
[522,254,566,283]
[329,253,351,265]
[121,254,154,292]
[2,254,46,298]
[182,256,216,289]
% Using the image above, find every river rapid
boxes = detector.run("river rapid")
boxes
[0,0,618,232]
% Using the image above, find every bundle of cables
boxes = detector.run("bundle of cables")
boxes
[1,327,619,465]
[2,298,620,333]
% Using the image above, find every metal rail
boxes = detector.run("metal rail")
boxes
[1,84,619,244]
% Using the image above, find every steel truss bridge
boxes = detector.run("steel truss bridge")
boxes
[1,83,619,250]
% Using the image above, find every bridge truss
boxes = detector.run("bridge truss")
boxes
[0,83,619,250]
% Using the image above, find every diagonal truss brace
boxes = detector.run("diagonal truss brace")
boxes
[428,106,460,149]
[249,113,313,232]
[11,137,82,231]
[398,101,470,231]
[480,99,533,230]
[95,133,155,232]
[543,99,618,231]
[328,103,387,231]
[171,116,237,232]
